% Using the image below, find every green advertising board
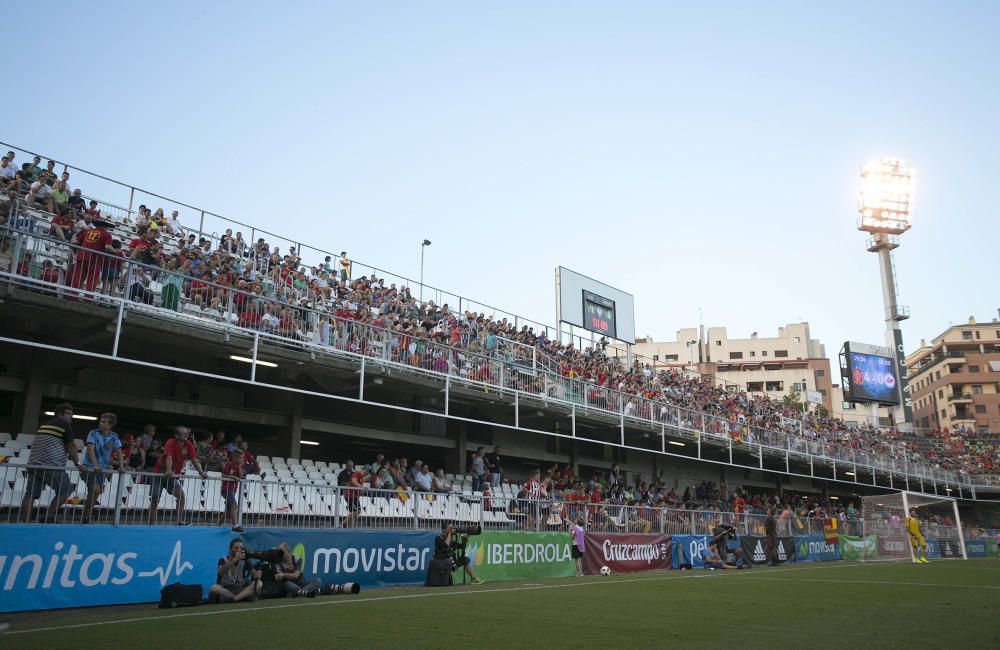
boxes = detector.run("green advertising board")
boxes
[986,539,998,558]
[464,531,576,581]
[839,534,878,560]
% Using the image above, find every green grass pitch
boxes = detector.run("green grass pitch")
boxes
[4,560,999,649]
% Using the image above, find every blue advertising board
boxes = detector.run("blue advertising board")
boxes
[0,524,229,613]
[794,535,842,562]
[923,538,961,559]
[965,539,988,558]
[242,529,436,588]
[671,535,711,569]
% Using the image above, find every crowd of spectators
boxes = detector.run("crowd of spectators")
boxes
[2,151,998,480]
[494,459,864,534]
[897,427,999,475]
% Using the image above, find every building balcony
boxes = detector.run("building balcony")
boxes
[947,393,973,403]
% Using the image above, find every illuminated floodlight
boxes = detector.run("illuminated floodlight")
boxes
[858,157,913,234]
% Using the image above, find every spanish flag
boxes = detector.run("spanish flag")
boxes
[824,517,839,545]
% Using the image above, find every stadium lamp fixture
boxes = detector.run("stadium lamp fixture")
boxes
[43,411,98,421]
[668,440,685,447]
[858,157,913,234]
[300,440,320,446]
[229,355,278,368]
[829,496,839,500]
[844,471,855,476]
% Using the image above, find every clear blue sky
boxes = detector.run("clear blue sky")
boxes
[6,1,999,360]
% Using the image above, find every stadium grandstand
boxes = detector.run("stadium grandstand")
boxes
[1,142,999,620]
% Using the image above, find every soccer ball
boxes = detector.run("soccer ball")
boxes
[600,566,612,576]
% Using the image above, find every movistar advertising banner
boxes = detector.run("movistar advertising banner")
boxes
[795,535,842,562]
[242,529,435,588]
[671,535,711,569]
[739,535,795,564]
[464,531,576,581]
[839,534,878,560]
[0,524,229,613]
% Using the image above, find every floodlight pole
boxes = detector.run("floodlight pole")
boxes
[859,159,913,431]
[420,239,431,303]
[875,235,909,431]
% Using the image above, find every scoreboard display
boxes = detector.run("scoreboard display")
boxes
[582,290,617,339]
[848,352,899,404]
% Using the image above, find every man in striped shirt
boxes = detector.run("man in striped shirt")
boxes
[19,403,83,522]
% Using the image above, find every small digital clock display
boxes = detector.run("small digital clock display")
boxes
[582,290,616,339]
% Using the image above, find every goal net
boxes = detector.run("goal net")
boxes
[860,491,966,562]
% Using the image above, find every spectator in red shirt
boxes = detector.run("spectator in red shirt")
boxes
[220,448,245,533]
[69,219,115,293]
[148,426,207,525]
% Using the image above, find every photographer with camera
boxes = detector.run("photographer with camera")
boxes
[208,538,262,603]
[710,522,751,569]
[273,542,323,597]
[700,543,741,570]
[433,522,484,585]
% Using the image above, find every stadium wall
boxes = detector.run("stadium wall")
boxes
[0,526,870,613]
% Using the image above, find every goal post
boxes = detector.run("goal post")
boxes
[860,491,967,562]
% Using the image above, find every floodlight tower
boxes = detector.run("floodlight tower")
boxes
[857,157,914,430]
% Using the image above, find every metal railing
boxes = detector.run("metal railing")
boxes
[0,219,995,490]
[0,141,863,417]
[0,141,558,340]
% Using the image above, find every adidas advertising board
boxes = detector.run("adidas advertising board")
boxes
[242,529,435,588]
[794,535,841,562]
[0,524,230,613]
[582,533,671,575]
[739,535,795,565]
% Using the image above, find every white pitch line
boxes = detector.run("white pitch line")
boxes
[7,564,857,635]
[0,561,947,636]
[740,576,1000,590]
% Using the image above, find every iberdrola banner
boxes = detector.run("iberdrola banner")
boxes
[464,531,576,581]
[839,534,878,560]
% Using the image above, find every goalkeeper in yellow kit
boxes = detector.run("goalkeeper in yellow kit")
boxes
[906,508,929,564]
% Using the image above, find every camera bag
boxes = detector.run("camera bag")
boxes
[425,558,453,587]
[159,583,203,608]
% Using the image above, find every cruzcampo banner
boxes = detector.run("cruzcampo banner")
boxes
[839,534,878,560]
[985,539,998,558]
[464,531,575,582]
[582,533,671,575]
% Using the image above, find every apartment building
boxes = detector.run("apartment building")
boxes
[906,316,1000,432]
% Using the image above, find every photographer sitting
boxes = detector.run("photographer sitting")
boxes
[435,522,485,585]
[208,538,262,603]
[273,542,323,597]
[700,543,741,570]
[711,522,751,569]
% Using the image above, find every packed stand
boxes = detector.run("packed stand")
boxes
[2,150,999,480]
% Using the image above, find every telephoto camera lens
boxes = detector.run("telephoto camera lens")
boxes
[322,582,361,595]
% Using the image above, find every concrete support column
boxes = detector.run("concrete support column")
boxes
[455,424,467,475]
[15,350,46,435]
[287,395,303,459]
